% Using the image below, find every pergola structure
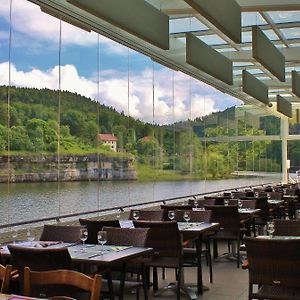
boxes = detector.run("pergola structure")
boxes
[28,0,300,183]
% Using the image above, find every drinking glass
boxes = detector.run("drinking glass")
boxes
[238,200,243,209]
[267,193,271,200]
[183,211,191,226]
[224,199,228,206]
[26,229,35,246]
[12,229,18,245]
[194,200,199,209]
[168,210,175,221]
[80,228,88,251]
[132,210,140,221]
[267,221,275,238]
[97,231,108,255]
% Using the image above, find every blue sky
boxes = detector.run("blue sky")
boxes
[0,0,241,124]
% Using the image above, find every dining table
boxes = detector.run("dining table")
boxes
[176,222,220,299]
[1,241,153,300]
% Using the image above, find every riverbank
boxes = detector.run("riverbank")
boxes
[0,154,137,183]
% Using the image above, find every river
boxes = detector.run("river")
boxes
[0,174,281,227]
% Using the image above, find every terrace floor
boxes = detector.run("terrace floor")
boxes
[124,242,249,300]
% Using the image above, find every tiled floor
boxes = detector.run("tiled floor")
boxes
[124,243,249,300]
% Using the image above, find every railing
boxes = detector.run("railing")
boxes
[0,182,275,230]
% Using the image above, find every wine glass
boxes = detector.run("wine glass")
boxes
[26,229,35,246]
[238,200,243,209]
[97,231,108,255]
[267,193,271,200]
[80,228,88,251]
[132,210,140,221]
[194,200,199,209]
[224,199,228,206]
[183,211,191,226]
[267,221,275,238]
[168,210,175,221]
[12,229,18,245]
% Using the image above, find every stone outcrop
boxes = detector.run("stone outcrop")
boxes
[0,154,137,183]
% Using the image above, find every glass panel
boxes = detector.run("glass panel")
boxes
[198,34,227,46]
[268,11,300,24]
[242,12,267,27]
[170,17,208,34]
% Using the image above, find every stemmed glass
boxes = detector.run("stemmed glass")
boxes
[168,210,175,221]
[80,228,88,251]
[194,200,199,209]
[183,211,191,227]
[132,211,140,221]
[224,199,228,206]
[97,231,107,255]
[267,221,275,238]
[12,229,18,245]
[238,200,243,209]
[26,229,35,246]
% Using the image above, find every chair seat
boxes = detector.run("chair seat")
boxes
[145,256,181,268]
[253,285,300,300]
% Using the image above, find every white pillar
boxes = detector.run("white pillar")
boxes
[281,117,289,184]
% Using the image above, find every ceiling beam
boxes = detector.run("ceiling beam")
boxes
[236,0,300,12]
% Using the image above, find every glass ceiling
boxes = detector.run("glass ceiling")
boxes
[161,1,300,107]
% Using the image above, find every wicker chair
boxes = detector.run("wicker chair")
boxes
[274,219,300,236]
[8,245,73,297]
[24,267,102,300]
[133,220,183,300]
[102,227,151,300]
[245,237,300,300]
[128,210,164,221]
[40,224,82,243]
[0,264,12,293]
[205,205,243,267]
[79,219,120,244]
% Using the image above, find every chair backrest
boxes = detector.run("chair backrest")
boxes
[134,220,182,257]
[255,197,269,220]
[24,267,102,300]
[174,209,212,223]
[205,205,240,232]
[197,198,216,207]
[160,204,192,220]
[8,245,73,295]
[0,264,12,293]
[231,191,246,199]
[40,224,82,243]
[228,199,256,209]
[103,227,150,247]
[128,210,164,221]
[269,191,283,200]
[274,219,300,236]
[245,237,300,288]
[79,219,120,244]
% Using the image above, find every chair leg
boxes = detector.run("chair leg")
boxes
[207,240,213,283]
[141,267,148,300]
[162,267,165,280]
[176,267,181,300]
[153,267,158,291]
[237,239,240,268]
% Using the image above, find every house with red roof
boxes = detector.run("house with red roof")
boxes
[97,133,118,152]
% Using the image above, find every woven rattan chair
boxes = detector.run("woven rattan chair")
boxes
[0,264,12,293]
[128,210,164,221]
[8,245,73,296]
[205,205,243,267]
[79,219,120,244]
[40,224,82,243]
[245,237,300,300]
[24,267,102,300]
[134,220,183,300]
[102,227,150,300]
[274,219,300,236]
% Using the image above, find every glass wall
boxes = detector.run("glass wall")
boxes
[0,0,283,227]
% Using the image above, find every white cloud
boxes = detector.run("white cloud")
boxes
[0,0,127,55]
[0,61,238,124]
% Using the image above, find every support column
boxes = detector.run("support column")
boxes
[281,117,289,184]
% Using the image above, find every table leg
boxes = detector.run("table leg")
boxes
[119,263,126,300]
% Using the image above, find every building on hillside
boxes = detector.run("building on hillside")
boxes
[97,134,118,152]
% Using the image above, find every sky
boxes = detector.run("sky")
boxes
[0,0,241,124]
